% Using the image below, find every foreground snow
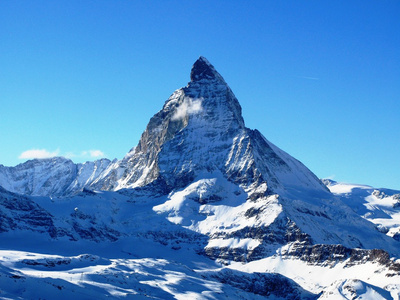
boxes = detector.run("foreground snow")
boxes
[1,244,399,299]
[1,179,400,299]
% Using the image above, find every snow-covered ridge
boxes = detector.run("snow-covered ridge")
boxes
[0,157,112,197]
[324,179,400,241]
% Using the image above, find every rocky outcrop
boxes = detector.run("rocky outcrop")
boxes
[209,268,317,299]
[0,186,57,237]
[283,242,400,274]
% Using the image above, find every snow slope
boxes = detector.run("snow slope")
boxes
[2,174,400,298]
[323,179,400,241]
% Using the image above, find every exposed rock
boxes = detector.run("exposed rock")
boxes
[0,186,57,237]
[209,268,317,299]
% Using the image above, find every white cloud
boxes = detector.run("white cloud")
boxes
[171,97,203,121]
[64,152,76,159]
[89,150,104,158]
[19,148,60,159]
[18,148,106,161]
[81,150,105,158]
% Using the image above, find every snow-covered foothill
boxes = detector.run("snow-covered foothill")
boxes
[324,180,400,241]
[0,157,113,197]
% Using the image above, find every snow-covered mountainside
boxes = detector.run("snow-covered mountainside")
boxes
[323,179,400,242]
[0,157,112,197]
[1,57,399,299]
[1,183,399,299]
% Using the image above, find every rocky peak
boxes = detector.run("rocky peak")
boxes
[190,56,226,83]
[89,57,329,194]
[110,57,248,190]
[185,57,245,129]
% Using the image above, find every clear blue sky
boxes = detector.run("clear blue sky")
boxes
[1,1,399,190]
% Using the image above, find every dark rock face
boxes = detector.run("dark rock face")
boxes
[108,56,328,196]
[0,187,57,237]
[190,56,223,82]
[210,269,317,299]
[70,222,120,242]
[204,217,313,262]
[92,56,250,192]
[283,242,400,273]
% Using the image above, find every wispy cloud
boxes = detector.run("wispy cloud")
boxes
[64,152,76,159]
[19,148,106,160]
[82,150,105,158]
[19,148,60,159]
[171,97,203,121]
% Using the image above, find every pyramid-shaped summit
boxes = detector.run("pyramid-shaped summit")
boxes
[91,56,327,195]
[190,56,226,82]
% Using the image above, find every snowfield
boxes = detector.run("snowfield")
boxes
[1,180,399,299]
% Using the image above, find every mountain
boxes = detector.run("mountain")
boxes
[1,57,399,299]
[322,179,400,242]
[90,56,329,195]
[0,157,112,197]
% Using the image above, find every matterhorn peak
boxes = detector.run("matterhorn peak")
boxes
[87,57,328,195]
[190,56,226,83]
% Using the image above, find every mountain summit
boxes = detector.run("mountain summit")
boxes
[190,56,226,82]
[89,56,326,195]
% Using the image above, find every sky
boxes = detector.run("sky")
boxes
[0,1,399,190]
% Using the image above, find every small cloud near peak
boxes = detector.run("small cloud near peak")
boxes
[18,149,60,160]
[18,148,106,161]
[171,97,203,121]
[89,150,105,158]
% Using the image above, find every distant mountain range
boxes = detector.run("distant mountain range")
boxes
[1,57,399,299]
